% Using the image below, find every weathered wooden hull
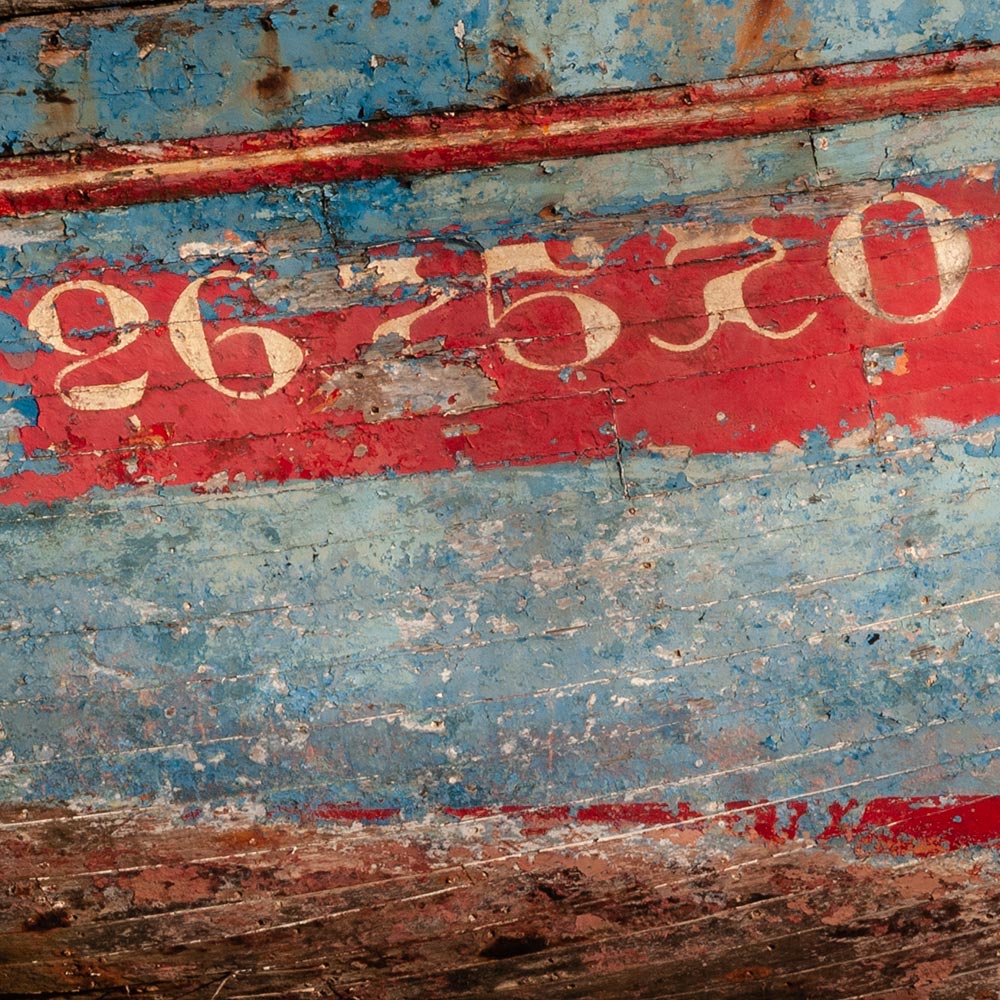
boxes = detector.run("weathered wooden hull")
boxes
[4,1,1000,996]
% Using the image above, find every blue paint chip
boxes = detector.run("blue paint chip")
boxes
[0,307,42,354]
[0,380,38,429]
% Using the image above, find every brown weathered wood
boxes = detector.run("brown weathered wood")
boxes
[3,807,1000,998]
[3,4,1000,995]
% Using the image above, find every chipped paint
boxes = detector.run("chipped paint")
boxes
[2,9,1000,996]
[1,43,999,216]
[320,335,498,423]
[0,1,995,155]
[0,168,999,502]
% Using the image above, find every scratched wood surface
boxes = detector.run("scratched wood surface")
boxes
[4,806,1000,999]
[5,151,1000,994]
[5,3,1000,994]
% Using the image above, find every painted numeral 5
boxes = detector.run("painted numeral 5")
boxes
[483,241,621,370]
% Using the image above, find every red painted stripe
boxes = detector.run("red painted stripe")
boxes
[3,171,1000,504]
[263,797,1000,856]
[0,44,998,215]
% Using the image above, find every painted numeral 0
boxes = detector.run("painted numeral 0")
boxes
[828,192,971,323]
[23,192,975,410]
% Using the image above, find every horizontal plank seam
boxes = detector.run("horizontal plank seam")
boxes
[0,44,998,216]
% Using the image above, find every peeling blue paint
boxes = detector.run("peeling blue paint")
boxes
[2,421,1000,832]
[0,0,996,152]
[0,104,997,294]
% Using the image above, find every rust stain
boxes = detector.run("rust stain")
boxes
[32,84,73,105]
[628,1,674,53]
[490,38,552,106]
[36,35,84,69]
[33,80,76,140]
[253,16,294,111]
[372,0,390,17]
[256,67,293,105]
[132,16,198,59]
[731,0,810,74]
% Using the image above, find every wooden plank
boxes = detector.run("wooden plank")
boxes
[0,44,998,216]
[2,30,1000,999]
[0,0,172,18]
[2,0,998,155]
[2,806,1000,997]
[0,166,997,504]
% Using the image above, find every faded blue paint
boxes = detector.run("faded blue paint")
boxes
[0,0,996,152]
[0,308,39,354]
[2,421,1000,834]
[1,104,998,294]
[0,380,61,480]
[816,107,1000,183]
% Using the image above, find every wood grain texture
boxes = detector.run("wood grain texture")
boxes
[1,163,999,504]
[3,806,1000,999]
[4,26,1000,999]
[1,0,997,154]
[0,0,172,19]
[0,44,998,216]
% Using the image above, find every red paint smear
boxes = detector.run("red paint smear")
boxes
[850,796,1000,857]
[3,173,1000,503]
[449,797,1000,856]
[0,45,997,215]
[269,803,402,824]
[266,798,1000,855]
[575,802,702,827]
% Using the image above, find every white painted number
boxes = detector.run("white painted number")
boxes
[651,224,817,352]
[19,193,979,414]
[360,257,457,344]
[828,192,971,324]
[28,280,150,411]
[483,241,620,370]
[168,271,304,399]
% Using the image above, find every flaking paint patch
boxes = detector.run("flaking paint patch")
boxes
[320,334,498,422]
[864,342,910,384]
[10,418,1000,817]
[0,0,996,154]
[4,806,1000,996]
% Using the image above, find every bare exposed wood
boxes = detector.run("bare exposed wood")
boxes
[0,0,184,20]
[2,807,1000,999]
